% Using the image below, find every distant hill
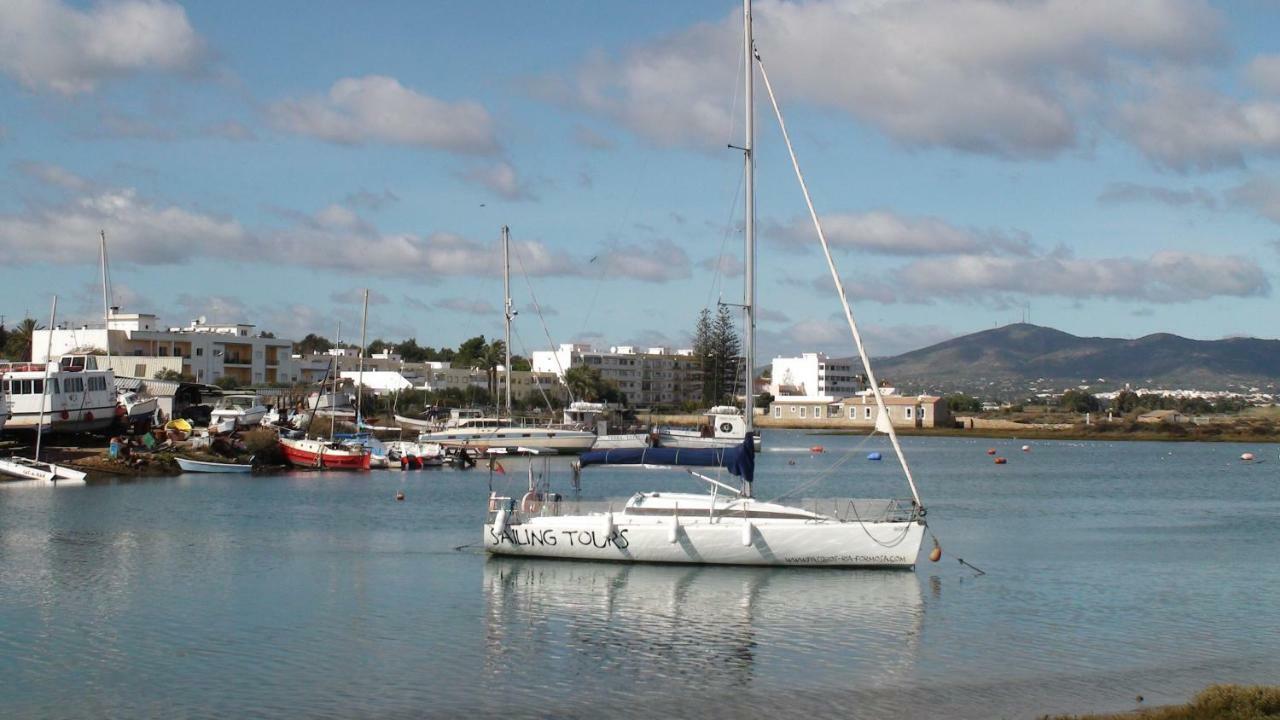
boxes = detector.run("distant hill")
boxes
[873,323,1280,394]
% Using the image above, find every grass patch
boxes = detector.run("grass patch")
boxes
[1042,684,1280,720]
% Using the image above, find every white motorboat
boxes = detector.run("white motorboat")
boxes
[482,1,931,568]
[0,456,87,484]
[118,390,158,427]
[563,401,650,450]
[656,406,761,451]
[384,440,445,467]
[417,416,597,454]
[209,394,269,429]
[175,457,253,473]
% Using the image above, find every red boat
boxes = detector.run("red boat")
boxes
[280,437,371,470]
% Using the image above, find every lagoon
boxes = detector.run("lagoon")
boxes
[2,431,1278,719]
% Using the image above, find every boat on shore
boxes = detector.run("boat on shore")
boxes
[210,394,269,430]
[0,358,117,433]
[279,436,372,470]
[175,457,253,473]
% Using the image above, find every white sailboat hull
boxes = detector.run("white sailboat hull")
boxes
[418,428,597,454]
[657,431,763,452]
[0,457,87,484]
[590,433,650,450]
[485,515,924,567]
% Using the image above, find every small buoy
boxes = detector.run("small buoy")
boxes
[929,546,942,563]
[867,451,882,461]
[1242,452,1255,462]
[1136,695,1144,704]
[787,459,796,465]
[986,448,997,455]
[395,490,405,501]
[810,445,825,453]
[994,457,1007,465]
[1021,445,1030,452]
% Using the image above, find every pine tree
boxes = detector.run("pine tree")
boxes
[711,304,742,405]
[692,309,714,404]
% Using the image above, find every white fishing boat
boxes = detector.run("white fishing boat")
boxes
[483,1,931,567]
[0,357,117,433]
[656,405,761,451]
[118,390,158,427]
[1,298,89,486]
[175,457,253,473]
[209,394,269,429]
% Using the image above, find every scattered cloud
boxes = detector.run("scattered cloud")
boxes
[174,294,249,324]
[1226,176,1280,223]
[1247,54,1280,96]
[204,120,256,141]
[522,303,558,317]
[573,124,617,151]
[769,211,1034,256]
[565,0,1222,157]
[596,238,691,282]
[1097,182,1217,210]
[269,75,499,153]
[621,329,687,350]
[343,189,399,211]
[459,161,536,201]
[329,289,390,306]
[17,161,92,192]
[756,308,790,323]
[434,297,497,315]
[0,0,207,95]
[700,253,744,277]
[758,318,956,358]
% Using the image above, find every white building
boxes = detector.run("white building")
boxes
[770,353,861,400]
[35,309,298,385]
[531,343,701,406]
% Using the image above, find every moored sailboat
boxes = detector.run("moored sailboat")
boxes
[482,0,931,567]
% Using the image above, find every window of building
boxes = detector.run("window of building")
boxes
[799,407,806,418]
[196,347,203,357]
[905,406,913,419]
[848,407,856,419]
[773,406,781,418]
[921,406,928,420]
[135,364,146,377]
[864,406,872,419]
[790,406,797,415]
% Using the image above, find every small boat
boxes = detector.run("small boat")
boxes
[175,457,253,473]
[656,406,762,451]
[209,394,269,429]
[279,436,371,470]
[118,390,159,428]
[0,456,87,483]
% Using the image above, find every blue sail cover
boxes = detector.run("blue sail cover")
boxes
[579,433,755,484]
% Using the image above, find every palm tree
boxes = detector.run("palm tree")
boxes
[7,318,42,361]
[482,340,506,409]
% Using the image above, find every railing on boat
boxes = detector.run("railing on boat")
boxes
[487,494,919,524]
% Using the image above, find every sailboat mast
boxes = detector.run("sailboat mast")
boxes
[357,289,368,426]
[742,0,756,434]
[331,320,340,440]
[502,225,513,417]
[99,230,112,370]
[35,295,57,462]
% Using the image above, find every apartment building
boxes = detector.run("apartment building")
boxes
[531,343,702,407]
[770,352,861,400]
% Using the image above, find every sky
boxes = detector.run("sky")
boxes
[2,0,1280,362]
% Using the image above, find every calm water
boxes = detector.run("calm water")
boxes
[2,431,1278,719]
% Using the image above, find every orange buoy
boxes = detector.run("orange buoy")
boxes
[810,445,825,453]
[986,448,997,455]
[929,545,942,562]
[1241,452,1255,462]
[395,490,405,501]
[994,457,1007,465]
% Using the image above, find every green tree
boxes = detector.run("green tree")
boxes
[212,375,241,390]
[945,394,983,413]
[5,318,42,361]
[710,304,743,405]
[482,339,506,401]
[154,369,195,382]
[563,365,625,405]
[511,355,531,371]
[294,333,332,355]
[1059,389,1100,413]
[0,322,7,359]
[692,309,714,404]
[367,338,390,356]
[1112,390,1141,413]
[453,335,488,369]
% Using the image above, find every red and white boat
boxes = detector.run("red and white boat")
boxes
[279,437,371,470]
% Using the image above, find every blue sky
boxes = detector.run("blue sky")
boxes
[2,0,1279,361]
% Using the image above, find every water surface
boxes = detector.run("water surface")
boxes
[2,431,1277,718]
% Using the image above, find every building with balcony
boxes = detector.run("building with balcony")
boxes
[770,352,861,400]
[530,343,702,407]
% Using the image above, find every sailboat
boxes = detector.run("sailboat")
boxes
[482,0,929,567]
[279,317,372,470]
[0,296,88,484]
[415,226,597,454]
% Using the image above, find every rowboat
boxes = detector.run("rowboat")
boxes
[175,457,253,473]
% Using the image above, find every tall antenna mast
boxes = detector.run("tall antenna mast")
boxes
[742,0,756,440]
[502,225,513,417]
[356,289,369,427]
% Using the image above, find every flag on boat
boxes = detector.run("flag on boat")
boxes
[491,459,506,475]
[579,433,755,484]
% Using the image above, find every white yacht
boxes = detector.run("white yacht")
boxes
[209,393,269,429]
[563,401,650,450]
[0,359,117,433]
[656,405,761,451]
[417,416,597,454]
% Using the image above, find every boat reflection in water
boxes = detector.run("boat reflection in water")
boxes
[482,558,924,715]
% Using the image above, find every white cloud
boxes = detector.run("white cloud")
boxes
[269,75,498,153]
[329,289,390,306]
[17,161,92,192]
[700,253,744,277]
[758,318,956,358]
[567,0,1221,157]
[1226,176,1280,224]
[573,124,617,151]
[893,251,1268,303]
[459,161,536,201]
[770,211,1034,256]
[1097,182,1217,210]
[1248,55,1280,96]
[1116,71,1280,172]
[597,238,691,283]
[175,294,248,324]
[204,120,256,141]
[434,297,497,316]
[0,0,206,95]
